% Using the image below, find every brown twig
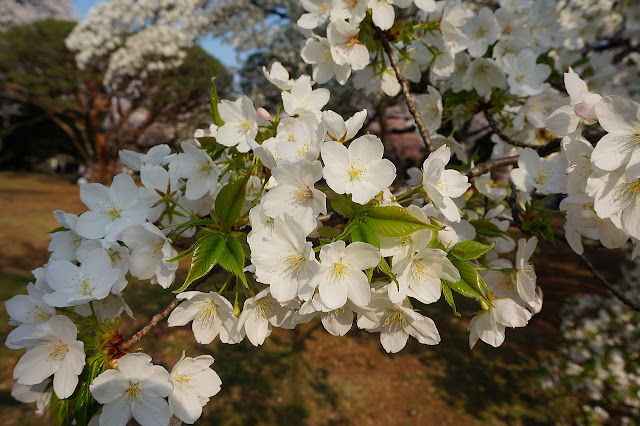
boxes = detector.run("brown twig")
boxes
[120,267,221,350]
[557,236,640,312]
[378,31,435,153]
[465,138,562,178]
[509,182,522,230]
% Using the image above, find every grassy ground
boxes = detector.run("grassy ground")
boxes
[0,172,624,425]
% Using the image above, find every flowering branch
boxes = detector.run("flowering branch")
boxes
[378,31,435,153]
[120,266,222,350]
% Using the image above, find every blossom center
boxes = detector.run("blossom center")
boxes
[173,373,193,392]
[46,341,69,362]
[195,300,216,325]
[294,185,314,202]
[26,305,51,325]
[281,251,305,277]
[330,260,351,283]
[348,161,366,182]
[535,166,552,184]
[257,298,275,319]
[76,276,96,296]
[124,381,144,404]
[102,202,122,219]
[382,311,408,335]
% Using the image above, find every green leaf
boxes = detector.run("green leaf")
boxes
[470,219,504,238]
[47,226,67,234]
[363,206,440,237]
[216,236,248,287]
[441,281,460,317]
[209,77,225,127]
[350,221,380,248]
[317,226,342,238]
[450,241,495,261]
[328,191,357,218]
[172,218,217,235]
[195,136,218,149]
[50,390,71,426]
[72,359,102,426]
[174,234,224,293]
[215,175,249,231]
[448,257,488,301]
[377,257,397,284]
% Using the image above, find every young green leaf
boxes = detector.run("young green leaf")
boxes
[317,226,342,238]
[364,205,440,237]
[450,240,495,261]
[328,191,357,218]
[174,233,224,293]
[470,219,504,238]
[209,77,225,127]
[377,256,398,285]
[350,221,380,248]
[215,175,249,231]
[216,236,248,287]
[441,281,460,317]
[448,257,488,302]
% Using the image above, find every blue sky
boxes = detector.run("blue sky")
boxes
[70,0,240,68]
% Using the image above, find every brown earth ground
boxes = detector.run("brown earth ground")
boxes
[0,172,624,425]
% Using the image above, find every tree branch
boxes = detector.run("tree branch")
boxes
[565,242,640,312]
[464,138,562,178]
[120,266,221,350]
[378,31,435,153]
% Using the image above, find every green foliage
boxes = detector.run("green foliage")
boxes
[450,241,495,261]
[350,221,380,248]
[441,280,460,317]
[447,257,490,303]
[363,205,440,237]
[209,77,225,127]
[215,175,249,231]
[176,233,226,292]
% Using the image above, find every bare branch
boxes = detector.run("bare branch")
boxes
[378,31,435,153]
[555,234,640,312]
[465,138,562,178]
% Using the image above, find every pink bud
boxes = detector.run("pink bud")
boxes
[257,107,271,121]
[574,92,602,121]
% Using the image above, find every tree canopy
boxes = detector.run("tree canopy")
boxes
[0,18,233,182]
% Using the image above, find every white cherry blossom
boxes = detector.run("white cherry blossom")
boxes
[169,352,221,424]
[321,135,396,205]
[90,353,173,426]
[310,241,380,310]
[13,316,85,399]
[168,292,238,344]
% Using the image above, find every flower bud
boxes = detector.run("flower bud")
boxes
[257,107,271,121]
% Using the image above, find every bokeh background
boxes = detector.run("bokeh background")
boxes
[1,1,638,425]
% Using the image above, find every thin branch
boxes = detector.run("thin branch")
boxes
[509,182,522,230]
[378,31,435,153]
[120,266,221,350]
[480,103,540,149]
[465,155,519,178]
[465,138,562,178]
[572,246,640,312]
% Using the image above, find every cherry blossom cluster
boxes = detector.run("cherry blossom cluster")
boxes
[4,66,550,424]
[5,0,640,425]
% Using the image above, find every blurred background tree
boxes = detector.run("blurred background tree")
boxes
[0,19,232,183]
[0,0,75,30]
